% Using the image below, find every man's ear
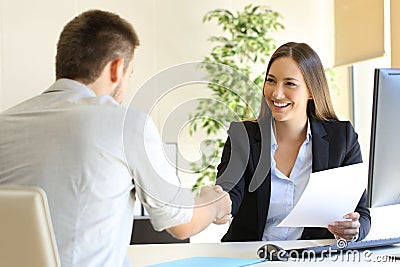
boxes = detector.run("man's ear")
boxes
[110,58,125,84]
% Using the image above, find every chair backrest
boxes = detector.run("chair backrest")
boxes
[0,185,61,267]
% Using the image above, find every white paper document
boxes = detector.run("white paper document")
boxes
[277,163,368,228]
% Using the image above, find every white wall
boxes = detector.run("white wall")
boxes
[0,0,220,109]
[0,0,75,111]
[233,0,335,67]
[352,56,391,163]
[0,0,335,112]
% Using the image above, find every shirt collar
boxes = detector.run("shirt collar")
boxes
[305,119,312,143]
[271,119,312,148]
[271,120,277,148]
[43,78,120,106]
[43,78,97,97]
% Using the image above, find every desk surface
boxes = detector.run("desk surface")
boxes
[128,239,400,266]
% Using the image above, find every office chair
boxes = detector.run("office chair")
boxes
[0,185,61,267]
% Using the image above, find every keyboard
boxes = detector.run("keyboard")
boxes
[292,237,400,255]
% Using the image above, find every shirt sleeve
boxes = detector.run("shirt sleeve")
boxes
[123,109,194,231]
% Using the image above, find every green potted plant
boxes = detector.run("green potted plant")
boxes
[189,4,284,189]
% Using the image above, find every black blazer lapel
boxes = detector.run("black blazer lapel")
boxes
[311,120,329,172]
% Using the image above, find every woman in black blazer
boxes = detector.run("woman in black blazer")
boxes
[216,42,371,242]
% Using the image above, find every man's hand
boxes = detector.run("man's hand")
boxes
[197,185,231,225]
[211,185,232,224]
[166,185,232,239]
[328,212,360,241]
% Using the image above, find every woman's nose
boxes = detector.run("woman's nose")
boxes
[271,84,285,99]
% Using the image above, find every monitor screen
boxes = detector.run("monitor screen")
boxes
[368,68,400,208]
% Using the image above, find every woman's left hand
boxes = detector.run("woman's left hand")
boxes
[328,212,360,241]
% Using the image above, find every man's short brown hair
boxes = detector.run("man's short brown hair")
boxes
[56,10,140,84]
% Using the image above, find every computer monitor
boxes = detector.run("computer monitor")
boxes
[368,68,400,208]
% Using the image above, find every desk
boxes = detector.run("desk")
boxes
[128,205,400,266]
[128,240,400,266]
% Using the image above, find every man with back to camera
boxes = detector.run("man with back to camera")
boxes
[0,10,231,267]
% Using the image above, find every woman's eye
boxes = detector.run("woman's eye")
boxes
[286,82,297,87]
[266,78,275,83]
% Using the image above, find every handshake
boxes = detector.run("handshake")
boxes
[197,185,232,225]
[167,184,232,240]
